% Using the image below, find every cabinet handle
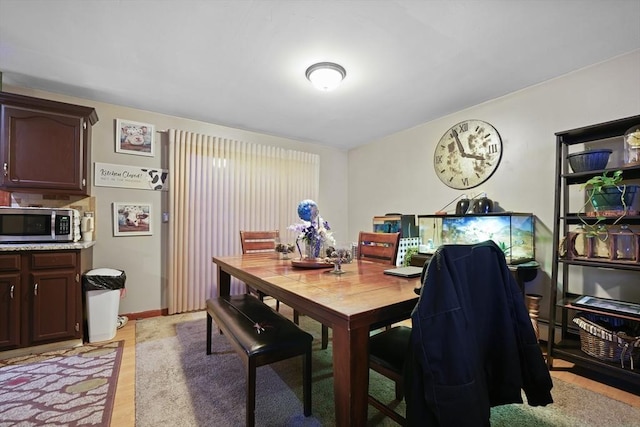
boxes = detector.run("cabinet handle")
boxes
[10,284,14,299]
[3,163,7,177]
[34,283,38,296]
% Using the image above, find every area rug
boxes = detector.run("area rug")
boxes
[0,340,123,426]
[136,310,640,427]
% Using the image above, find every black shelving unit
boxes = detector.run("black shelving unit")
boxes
[548,115,640,385]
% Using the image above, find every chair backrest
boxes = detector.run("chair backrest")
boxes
[239,230,280,254]
[357,231,400,265]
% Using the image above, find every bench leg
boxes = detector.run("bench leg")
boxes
[293,309,299,324]
[247,358,257,427]
[303,347,312,417]
[206,312,212,355]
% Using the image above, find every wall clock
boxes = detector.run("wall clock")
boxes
[433,119,503,190]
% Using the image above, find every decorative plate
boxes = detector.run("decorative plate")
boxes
[290,259,333,269]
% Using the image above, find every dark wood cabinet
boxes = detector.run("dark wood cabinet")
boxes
[548,115,640,385]
[0,249,91,352]
[0,92,98,195]
[27,252,81,345]
[0,254,21,349]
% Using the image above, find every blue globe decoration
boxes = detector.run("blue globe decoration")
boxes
[297,199,318,222]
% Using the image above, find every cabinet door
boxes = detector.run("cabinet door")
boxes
[0,105,86,194]
[0,273,20,349]
[28,269,80,344]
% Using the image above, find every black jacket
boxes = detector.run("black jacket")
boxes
[406,241,553,426]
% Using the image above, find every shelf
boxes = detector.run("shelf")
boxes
[551,338,640,383]
[557,301,640,322]
[562,164,640,185]
[549,114,640,386]
[561,214,640,224]
[556,116,640,145]
[559,258,640,271]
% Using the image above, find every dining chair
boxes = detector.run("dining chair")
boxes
[354,230,406,423]
[368,325,411,425]
[315,232,402,351]
[368,241,552,425]
[239,230,281,311]
[357,231,401,265]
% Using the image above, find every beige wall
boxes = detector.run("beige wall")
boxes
[4,84,348,315]
[348,50,640,322]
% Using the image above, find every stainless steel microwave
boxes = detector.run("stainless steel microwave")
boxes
[0,207,80,243]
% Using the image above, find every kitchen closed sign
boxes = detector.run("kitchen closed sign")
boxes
[94,162,168,191]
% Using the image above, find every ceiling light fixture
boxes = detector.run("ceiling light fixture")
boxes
[305,62,346,91]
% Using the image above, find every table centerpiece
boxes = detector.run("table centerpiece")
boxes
[288,199,336,268]
[324,247,353,274]
[275,242,295,259]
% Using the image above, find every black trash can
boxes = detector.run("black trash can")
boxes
[83,268,126,342]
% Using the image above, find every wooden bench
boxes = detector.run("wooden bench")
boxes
[206,294,313,427]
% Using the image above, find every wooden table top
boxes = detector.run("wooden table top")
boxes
[212,253,421,327]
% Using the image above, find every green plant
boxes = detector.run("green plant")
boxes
[580,170,623,193]
[497,241,510,255]
[577,170,628,238]
[403,246,419,267]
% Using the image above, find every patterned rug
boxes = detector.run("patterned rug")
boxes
[0,341,123,426]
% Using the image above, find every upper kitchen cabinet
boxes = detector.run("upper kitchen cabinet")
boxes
[0,92,98,196]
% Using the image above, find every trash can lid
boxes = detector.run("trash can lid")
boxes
[85,268,124,276]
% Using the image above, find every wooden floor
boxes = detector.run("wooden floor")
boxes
[107,318,639,426]
[109,319,136,427]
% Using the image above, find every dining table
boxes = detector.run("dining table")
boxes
[211,253,421,426]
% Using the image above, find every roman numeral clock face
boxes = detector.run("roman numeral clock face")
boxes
[433,120,503,190]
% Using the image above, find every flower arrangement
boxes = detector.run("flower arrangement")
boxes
[288,199,335,259]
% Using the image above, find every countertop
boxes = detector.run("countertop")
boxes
[0,241,96,251]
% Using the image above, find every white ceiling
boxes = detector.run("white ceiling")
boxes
[1,0,639,150]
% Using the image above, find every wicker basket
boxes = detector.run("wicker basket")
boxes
[573,313,640,370]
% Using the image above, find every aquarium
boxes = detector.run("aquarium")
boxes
[417,213,535,265]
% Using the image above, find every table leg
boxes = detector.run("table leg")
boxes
[217,267,231,297]
[331,324,370,426]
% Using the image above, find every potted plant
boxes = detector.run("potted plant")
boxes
[403,246,419,267]
[581,170,638,213]
[577,170,638,239]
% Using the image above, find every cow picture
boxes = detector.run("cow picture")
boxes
[113,202,152,236]
[115,119,155,157]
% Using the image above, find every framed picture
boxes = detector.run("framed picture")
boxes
[115,119,155,157]
[572,295,640,318]
[113,202,152,236]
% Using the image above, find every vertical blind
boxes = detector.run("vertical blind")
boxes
[167,129,319,314]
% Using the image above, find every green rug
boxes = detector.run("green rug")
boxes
[135,310,640,426]
[0,340,123,426]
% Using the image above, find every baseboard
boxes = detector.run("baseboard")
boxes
[121,308,168,320]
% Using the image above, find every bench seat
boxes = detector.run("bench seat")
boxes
[206,294,313,427]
